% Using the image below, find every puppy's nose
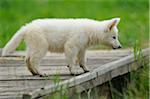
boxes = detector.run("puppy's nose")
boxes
[118,46,122,49]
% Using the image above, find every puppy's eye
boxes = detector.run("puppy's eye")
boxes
[112,36,116,39]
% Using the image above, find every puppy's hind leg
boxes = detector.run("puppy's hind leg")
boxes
[25,57,40,76]
[25,47,48,76]
[25,36,48,76]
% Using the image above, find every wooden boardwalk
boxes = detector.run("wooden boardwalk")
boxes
[0,48,149,99]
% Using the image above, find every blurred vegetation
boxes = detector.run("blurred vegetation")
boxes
[0,0,149,49]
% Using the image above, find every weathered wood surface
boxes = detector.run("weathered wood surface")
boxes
[0,48,149,99]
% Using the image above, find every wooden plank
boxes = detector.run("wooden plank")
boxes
[0,64,75,76]
[22,48,149,99]
[0,49,132,57]
[0,87,49,94]
[0,89,35,94]
[0,75,71,80]
[0,66,72,78]
[0,80,54,98]
[0,56,122,66]
[0,96,21,99]
[0,60,111,67]
[0,80,53,87]
[0,81,53,99]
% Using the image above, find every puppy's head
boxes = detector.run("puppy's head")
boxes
[102,18,122,49]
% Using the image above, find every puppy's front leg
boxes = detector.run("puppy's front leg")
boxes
[78,49,90,72]
[65,42,84,75]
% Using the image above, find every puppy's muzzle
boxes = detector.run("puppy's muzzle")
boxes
[113,45,122,49]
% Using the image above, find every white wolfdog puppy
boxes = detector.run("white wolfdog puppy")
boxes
[2,18,122,76]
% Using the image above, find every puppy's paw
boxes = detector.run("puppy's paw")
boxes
[80,65,90,73]
[68,66,84,76]
[39,73,48,77]
[83,69,90,73]
[32,72,48,77]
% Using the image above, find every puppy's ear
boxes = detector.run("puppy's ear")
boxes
[107,18,120,31]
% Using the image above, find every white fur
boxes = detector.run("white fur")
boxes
[2,18,121,75]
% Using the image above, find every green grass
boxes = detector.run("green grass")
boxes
[123,63,149,99]
[0,0,149,99]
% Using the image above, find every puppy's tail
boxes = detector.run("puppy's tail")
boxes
[2,26,26,56]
